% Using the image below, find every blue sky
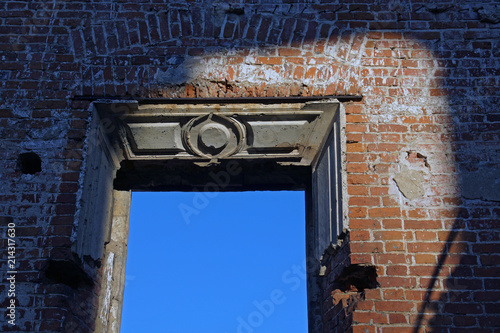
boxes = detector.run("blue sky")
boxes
[121,191,307,333]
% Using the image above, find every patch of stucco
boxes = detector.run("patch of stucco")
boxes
[394,165,426,200]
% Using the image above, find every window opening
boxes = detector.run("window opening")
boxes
[121,191,307,333]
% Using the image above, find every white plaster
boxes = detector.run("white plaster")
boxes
[99,252,115,324]
[386,102,423,116]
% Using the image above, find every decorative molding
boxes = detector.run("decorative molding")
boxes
[182,114,246,159]
[95,100,340,166]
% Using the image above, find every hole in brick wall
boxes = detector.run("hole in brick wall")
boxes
[334,264,379,292]
[17,152,42,174]
[406,150,430,169]
[44,260,93,289]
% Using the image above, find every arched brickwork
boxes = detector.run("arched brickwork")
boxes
[1,1,499,332]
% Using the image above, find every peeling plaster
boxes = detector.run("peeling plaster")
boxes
[99,252,115,324]
[153,39,369,88]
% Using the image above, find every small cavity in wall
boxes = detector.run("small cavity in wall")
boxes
[330,264,379,308]
[17,152,42,174]
[334,264,379,292]
[44,259,93,289]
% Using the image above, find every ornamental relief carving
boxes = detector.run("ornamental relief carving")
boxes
[97,101,339,167]
[182,114,246,159]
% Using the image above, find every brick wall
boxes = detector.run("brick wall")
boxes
[0,1,499,332]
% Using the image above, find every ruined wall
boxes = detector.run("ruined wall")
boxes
[0,0,499,332]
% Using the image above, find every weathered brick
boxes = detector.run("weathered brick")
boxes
[2,1,499,332]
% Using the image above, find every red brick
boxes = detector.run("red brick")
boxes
[373,231,411,240]
[346,114,369,123]
[349,196,380,206]
[407,242,445,253]
[348,185,370,195]
[356,300,374,311]
[346,142,366,152]
[415,231,437,240]
[345,104,364,114]
[369,207,401,218]
[351,241,384,253]
[255,57,283,65]
[346,124,368,133]
[389,313,408,324]
[382,219,403,229]
[364,288,382,300]
[378,277,417,289]
[378,124,408,132]
[386,265,408,276]
[349,207,368,218]
[374,253,410,265]
[353,311,388,324]
[350,230,370,241]
[385,241,405,252]
[405,290,426,301]
[375,300,415,312]
[414,254,436,264]
[404,219,442,229]
[352,326,375,333]
[278,48,302,56]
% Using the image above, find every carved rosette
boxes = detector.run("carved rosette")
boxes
[182,114,246,159]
